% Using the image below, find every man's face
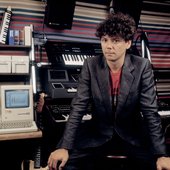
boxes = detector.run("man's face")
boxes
[101,35,131,62]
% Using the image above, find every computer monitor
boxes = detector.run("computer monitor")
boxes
[0,85,34,122]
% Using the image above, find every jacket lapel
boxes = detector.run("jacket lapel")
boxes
[95,54,135,116]
[96,56,113,114]
[116,54,135,114]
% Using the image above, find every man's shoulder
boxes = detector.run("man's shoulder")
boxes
[128,54,150,63]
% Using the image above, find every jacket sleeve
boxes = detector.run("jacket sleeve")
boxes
[140,59,167,156]
[58,59,91,150]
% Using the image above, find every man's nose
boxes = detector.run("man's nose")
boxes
[106,41,113,48]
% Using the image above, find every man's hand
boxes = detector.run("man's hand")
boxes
[157,156,170,170]
[48,148,69,170]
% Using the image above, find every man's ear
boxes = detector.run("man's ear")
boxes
[126,40,132,50]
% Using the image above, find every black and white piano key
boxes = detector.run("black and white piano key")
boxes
[62,54,94,66]
[0,6,12,44]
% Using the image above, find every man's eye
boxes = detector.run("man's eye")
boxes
[102,38,107,42]
[113,39,118,43]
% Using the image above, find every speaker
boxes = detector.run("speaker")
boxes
[110,0,143,28]
[44,0,76,29]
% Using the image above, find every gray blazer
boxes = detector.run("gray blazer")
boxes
[59,53,166,156]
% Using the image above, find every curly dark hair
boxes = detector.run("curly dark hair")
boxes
[95,12,136,41]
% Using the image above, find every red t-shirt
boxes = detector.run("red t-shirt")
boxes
[110,69,122,108]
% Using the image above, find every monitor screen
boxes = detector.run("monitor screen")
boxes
[0,85,33,122]
[48,69,69,81]
[5,89,29,108]
[50,70,66,79]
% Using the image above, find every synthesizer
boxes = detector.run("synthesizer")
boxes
[44,97,92,122]
[158,110,170,117]
[0,6,12,44]
[44,40,102,67]
[41,41,102,99]
[40,68,80,99]
[46,103,92,122]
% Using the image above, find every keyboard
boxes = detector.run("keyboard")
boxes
[45,41,102,67]
[0,6,12,44]
[46,104,92,122]
[55,114,92,123]
[158,110,170,117]
[62,54,94,66]
[0,121,38,134]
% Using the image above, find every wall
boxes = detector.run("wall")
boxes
[139,1,170,68]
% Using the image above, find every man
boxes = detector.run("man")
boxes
[48,12,170,170]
